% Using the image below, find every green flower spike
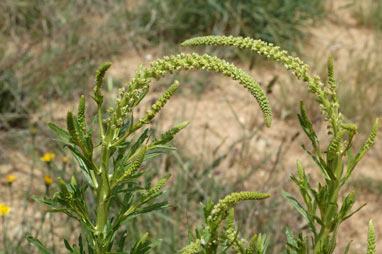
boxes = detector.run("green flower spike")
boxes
[123,53,272,127]
[181,36,340,127]
[94,62,112,105]
[367,220,376,254]
[209,191,270,222]
[77,95,86,133]
[133,80,180,131]
[124,145,147,178]
[151,120,190,146]
[66,111,79,144]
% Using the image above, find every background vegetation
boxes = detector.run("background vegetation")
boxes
[0,0,381,253]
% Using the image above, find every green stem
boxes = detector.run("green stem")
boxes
[98,105,104,139]
[95,142,111,253]
[95,172,110,229]
[314,180,340,254]
[90,169,99,188]
[319,92,339,136]
[111,129,132,147]
[2,216,6,253]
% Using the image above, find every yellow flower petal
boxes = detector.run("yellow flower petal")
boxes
[6,174,16,183]
[0,203,10,216]
[44,176,53,185]
[40,153,56,163]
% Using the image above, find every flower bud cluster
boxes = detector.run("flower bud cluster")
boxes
[224,225,247,252]
[180,239,201,254]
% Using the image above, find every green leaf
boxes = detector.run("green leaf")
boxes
[128,128,149,158]
[129,233,162,254]
[298,101,318,149]
[338,191,356,219]
[281,189,315,233]
[302,145,331,181]
[27,236,53,254]
[344,240,352,254]
[342,203,367,221]
[148,144,177,151]
[122,201,169,224]
[143,151,168,161]
[78,235,84,254]
[48,122,71,141]
[118,118,132,138]
[70,150,96,188]
[64,239,74,252]
[117,230,128,252]
[285,226,298,254]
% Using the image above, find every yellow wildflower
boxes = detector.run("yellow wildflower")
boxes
[40,153,55,163]
[0,203,10,216]
[44,176,53,185]
[63,156,69,163]
[6,175,16,183]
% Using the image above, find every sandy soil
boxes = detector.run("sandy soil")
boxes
[0,0,381,252]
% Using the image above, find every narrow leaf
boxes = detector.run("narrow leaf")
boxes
[27,236,53,254]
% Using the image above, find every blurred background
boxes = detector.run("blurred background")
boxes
[0,0,381,253]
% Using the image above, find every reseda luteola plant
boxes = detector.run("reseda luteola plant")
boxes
[181,35,378,254]
[27,35,378,254]
[27,44,272,253]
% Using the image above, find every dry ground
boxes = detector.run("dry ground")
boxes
[0,0,381,253]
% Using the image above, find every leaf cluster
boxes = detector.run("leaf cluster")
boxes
[181,192,270,254]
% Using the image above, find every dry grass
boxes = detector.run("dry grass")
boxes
[0,0,381,253]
